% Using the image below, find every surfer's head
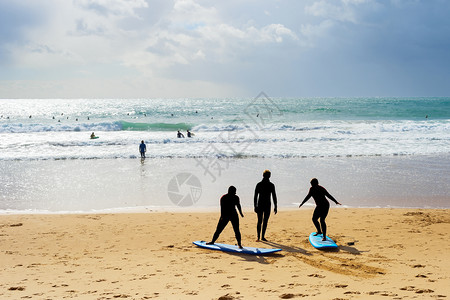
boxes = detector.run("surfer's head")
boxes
[228,186,237,195]
[310,178,319,186]
[263,169,271,179]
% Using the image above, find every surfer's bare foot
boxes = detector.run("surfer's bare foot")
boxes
[322,237,327,241]
[238,245,243,249]
[206,241,214,245]
[261,237,268,241]
[314,232,322,236]
[256,239,260,242]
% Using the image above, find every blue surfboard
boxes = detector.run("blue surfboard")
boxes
[193,241,281,255]
[309,232,338,250]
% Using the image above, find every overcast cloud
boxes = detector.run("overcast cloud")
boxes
[0,0,449,98]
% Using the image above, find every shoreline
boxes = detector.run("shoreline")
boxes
[1,208,449,299]
[2,155,450,213]
[1,204,450,216]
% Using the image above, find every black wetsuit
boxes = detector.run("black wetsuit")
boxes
[210,193,242,245]
[301,185,338,237]
[254,179,277,240]
[139,143,146,158]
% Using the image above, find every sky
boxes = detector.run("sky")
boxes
[0,0,449,98]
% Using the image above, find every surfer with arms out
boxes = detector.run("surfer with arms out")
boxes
[254,169,278,241]
[207,186,244,249]
[299,178,341,241]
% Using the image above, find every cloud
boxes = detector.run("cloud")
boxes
[74,0,148,17]
[0,0,449,97]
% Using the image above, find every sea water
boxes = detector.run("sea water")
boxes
[1,96,449,212]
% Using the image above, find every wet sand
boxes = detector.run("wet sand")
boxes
[1,208,449,299]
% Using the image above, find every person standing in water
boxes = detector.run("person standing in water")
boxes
[139,140,147,158]
[299,178,341,241]
[254,170,277,241]
[207,186,244,248]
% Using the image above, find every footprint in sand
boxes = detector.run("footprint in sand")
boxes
[279,294,295,299]
[307,274,325,278]
[218,294,237,300]
[8,286,25,291]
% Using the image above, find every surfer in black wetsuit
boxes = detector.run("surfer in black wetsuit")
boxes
[254,170,277,241]
[299,178,341,241]
[139,140,146,158]
[207,186,244,248]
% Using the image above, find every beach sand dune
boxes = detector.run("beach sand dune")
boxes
[1,208,449,299]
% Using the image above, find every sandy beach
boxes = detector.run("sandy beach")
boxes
[1,208,449,299]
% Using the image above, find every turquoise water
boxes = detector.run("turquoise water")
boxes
[0,97,449,160]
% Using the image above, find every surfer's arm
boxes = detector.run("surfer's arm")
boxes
[220,196,226,217]
[236,198,244,218]
[324,190,341,205]
[253,185,259,212]
[272,185,278,214]
[299,193,311,207]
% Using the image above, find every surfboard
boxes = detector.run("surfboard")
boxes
[193,241,281,255]
[90,136,99,139]
[309,232,338,249]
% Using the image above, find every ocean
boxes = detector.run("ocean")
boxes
[1,96,449,212]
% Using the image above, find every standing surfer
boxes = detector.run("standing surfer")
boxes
[299,178,341,241]
[207,186,244,248]
[139,140,147,158]
[254,170,277,241]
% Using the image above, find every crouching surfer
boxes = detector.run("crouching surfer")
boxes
[207,186,244,248]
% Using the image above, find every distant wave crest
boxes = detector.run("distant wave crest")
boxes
[0,121,193,133]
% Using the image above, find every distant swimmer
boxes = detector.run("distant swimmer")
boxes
[254,170,277,242]
[90,132,96,139]
[139,140,147,158]
[187,130,194,137]
[177,130,185,138]
[299,178,341,241]
[207,186,244,249]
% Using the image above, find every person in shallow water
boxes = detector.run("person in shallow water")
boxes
[207,186,244,248]
[299,178,341,241]
[139,140,146,158]
[177,130,184,138]
[254,169,277,241]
